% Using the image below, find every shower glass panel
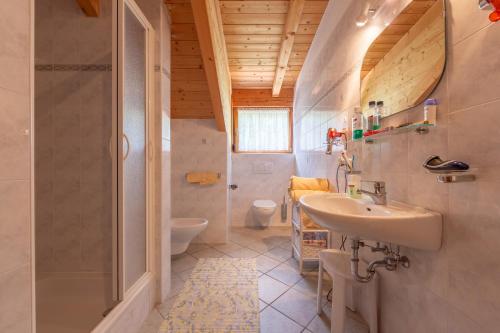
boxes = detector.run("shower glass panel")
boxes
[34,0,117,332]
[122,3,148,291]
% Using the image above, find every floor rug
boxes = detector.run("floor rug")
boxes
[160,258,259,333]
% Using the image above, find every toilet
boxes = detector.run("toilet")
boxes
[171,218,208,255]
[252,200,277,227]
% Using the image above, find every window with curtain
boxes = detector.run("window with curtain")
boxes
[235,108,291,153]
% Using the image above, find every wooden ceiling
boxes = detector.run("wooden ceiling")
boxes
[221,1,328,91]
[361,0,439,79]
[167,0,214,119]
[166,0,328,121]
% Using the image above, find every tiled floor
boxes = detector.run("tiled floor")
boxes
[139,227,368,333]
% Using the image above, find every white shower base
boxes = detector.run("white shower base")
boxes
[36,272,114,333]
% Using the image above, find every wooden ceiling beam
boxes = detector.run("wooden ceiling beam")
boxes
[272,0,305,97]
[77,0,100,17]
[191,0,232,132]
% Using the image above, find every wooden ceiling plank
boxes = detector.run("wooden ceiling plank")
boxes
[230,65,302,72]
[303,1,328,14]
[173,90,212,102]
[172,80,210,92]
[272,0,305,96]
[296,24,319,35]
[228,51,279,59]
[223,24,284,35]
[172,55,204,69]
[192,0,232,132]
[233,87,294,98]
[171,68,208,81]
[225,34,282,44]
[173,41,202,55]
[168,3,195,23]
[232,88,294,107]
[229,58,278,66]
[226,43,282,52]
[220,1,289,14]
[77,0,100,17]
[224,34,314,44]
[171,24,199,41]
[222,13,287,24]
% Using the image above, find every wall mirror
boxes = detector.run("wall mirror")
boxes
[360,0,446,117]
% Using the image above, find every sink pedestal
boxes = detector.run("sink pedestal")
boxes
[317,249,378,333]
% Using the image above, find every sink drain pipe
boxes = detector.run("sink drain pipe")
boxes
[350,239,410,283]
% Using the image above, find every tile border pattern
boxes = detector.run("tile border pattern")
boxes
[35,64,112,72]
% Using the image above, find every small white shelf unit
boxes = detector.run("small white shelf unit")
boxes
[291,204,332,274]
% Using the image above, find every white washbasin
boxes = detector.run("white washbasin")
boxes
[299,193,442,251]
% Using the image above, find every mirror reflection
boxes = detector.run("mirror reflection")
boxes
[360,0,446,118]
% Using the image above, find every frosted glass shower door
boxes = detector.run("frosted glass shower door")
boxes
[118,0,154,293]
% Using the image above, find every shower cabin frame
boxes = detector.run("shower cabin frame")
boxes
[30,0,157,331]
[116,0,157,304]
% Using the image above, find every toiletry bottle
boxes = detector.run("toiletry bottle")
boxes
[374,101,384,130]
[367,115,374,133]
[367,101,376,131]
[347,173,361,199]
[424,99,438,125]
[351,107,363,140]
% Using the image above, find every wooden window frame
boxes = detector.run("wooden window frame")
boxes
[232,106,293,154]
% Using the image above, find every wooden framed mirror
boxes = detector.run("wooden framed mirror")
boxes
[360,0,446,117]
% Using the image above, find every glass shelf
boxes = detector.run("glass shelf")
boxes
[426,168,478,183]
[352,123,436,143]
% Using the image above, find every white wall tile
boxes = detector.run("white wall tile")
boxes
[231,154,295,227]
[0,0,32,331]
[171,119,228,244]
[0,266,32,333]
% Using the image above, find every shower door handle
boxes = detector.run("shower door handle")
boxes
[123,133,130,160]
[229,184,238,190]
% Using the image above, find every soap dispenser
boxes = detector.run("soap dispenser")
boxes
[347,173,362,199]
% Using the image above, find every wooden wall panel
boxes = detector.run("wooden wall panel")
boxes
[167,0,215,120]
[232,88,294,107]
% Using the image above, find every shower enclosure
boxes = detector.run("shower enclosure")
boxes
[34,0,154,332]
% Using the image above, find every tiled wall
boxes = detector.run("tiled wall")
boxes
[34,0,113,274]
[294,1,500,332]
[231,154,294,227]
[171,119,228,244]
[0,0,33,332]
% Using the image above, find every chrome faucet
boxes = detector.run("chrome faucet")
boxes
[359,181,386,205]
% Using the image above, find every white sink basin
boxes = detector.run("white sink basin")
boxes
[299,193,442,251]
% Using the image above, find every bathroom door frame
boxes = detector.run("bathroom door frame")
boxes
[116,0,156,302]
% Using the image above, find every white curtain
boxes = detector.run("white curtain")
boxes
[238,108,290,152]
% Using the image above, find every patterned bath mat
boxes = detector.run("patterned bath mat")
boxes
[160,258,259,333]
